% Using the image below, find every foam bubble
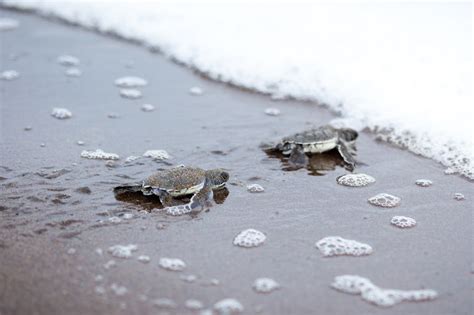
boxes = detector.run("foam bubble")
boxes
[0,70,20,80]
[108,216,122,223]
[137,255,151,263]
[65,67,82,77]
[247,183,265,193]
[159,257,186,271]
[189,86,203,95]
[368,193,401,208]
[103,260,116,269]
[143,149,170,160]
[180,274,197,283]
[125,155,140,163]
[337,173,376,187]
[213,298,244,315]
[253,278,280,293]
[51,107,72,119]
[81,149,119,160]
[110,283,128,296]
[141,104,155,112]
[315,236,373,257]
[390,216,416,228]
[152,298,177,309]
[57,55,80,66]
[415,179,432,187]
[331,275,437,307]
[123,213,133,219]
[264,108,281,116]
[114,76,147,88]
[454,193,465,201]
[233,229,266,248]
[67,248,76,255]
[0,17,19,31]
[107,244,137,258]
[185,299,204,310]
[120,88,142,99]
[77,140,85,146]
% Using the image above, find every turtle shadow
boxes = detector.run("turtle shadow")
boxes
[264,148,349,176]
[114,187,230,211]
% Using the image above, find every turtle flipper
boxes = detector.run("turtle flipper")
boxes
[165,187,214,216]
[337,142,357,171]
[288,144,308,167]
[113,184,143,196]
[153,189,181,208]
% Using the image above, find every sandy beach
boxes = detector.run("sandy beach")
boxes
[0,9,472,315]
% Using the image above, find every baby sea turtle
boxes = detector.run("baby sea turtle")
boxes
[270,125,358,170]
[114,166,229,216]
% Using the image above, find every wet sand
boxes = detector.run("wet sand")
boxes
[0,9,472,315]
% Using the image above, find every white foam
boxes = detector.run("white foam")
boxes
[0,17,19,31]
[51,107,72,119]
[415,179,432,187]
[77,140,85,146]
[141,104,155,112]
[81,149,119,160]
[368,193,401,208]
[57,55,80,66]
[125,155,140,163]
[94,286,105,295]
[189,86,203,95]
[107,244,137,258]
[120,88,142,99]
[143,149,170,160]
[185,299,204,310]
[315,236,373,257]
[152,298,176,309]
[137,255,150,263]
[213,298,244,315]
[337,173,376,187]
[114,76,147,88]
[264,108,281,116]
[331,275,437,307]
[159,257,186,271]
[65,67,82,77]
[108,216,122,223]
[103,260,116,269]
[247,184,265,193]
[253,278,280,293]
[110,283,128,296]
[390,216,416,228]
[180,274,197,283]
[0,70,20,80]
[67,248,76,255]
[122,213,133,219]
[454,193,465,201]
[233,228,266,248]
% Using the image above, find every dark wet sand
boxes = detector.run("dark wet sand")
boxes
[0,9,472,315]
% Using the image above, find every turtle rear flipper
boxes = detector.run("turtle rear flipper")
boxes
[113,184,143,196]
[165,187,214,216]
[288,144,308,167]
[337,142,357,171]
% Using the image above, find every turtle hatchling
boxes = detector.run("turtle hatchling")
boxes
[269,125,359,170]
[114,166,229,216]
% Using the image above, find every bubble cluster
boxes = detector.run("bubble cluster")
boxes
[137,255,151,263]
[185,299,204,310]
[315,236,373,257]
[110,283,128,296]
[143,149,170,160]
[51,107,72,119]
[253,278,280,293]
[120,88,142,99]
[368,193,401,208]
[57,55,80,66]
[189,86,203,95]
[159,258,186,271]
[213,298,244,315]
[141,104,155,112]
[0,17,20,31]
[390,216,416,228]
[331,275,437,307]
[65,68,82,77]
[247,183,265,193]
[0,70,20,80]
[233,229,266,248]
[107,244,137,258]
[81,149,119,160]
[152,298,176,309]
[454,193,465,201]
[125,155,140,163]
[115,76,148,88]
[337,173,376,187]
[264,108,281,116]
[415,179,432,187]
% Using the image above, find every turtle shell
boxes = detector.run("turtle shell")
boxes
[283,126,338,145]
[143,166,206,196]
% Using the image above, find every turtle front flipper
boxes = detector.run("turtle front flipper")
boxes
[113,184,143,196]
[165,187,214,216]
[337,142,356,171]
[288,144,308,167]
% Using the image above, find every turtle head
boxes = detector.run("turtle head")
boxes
[205,169,229,189]
[141,180,154,195]
[277,141,294,155]
[338,128,358,143]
